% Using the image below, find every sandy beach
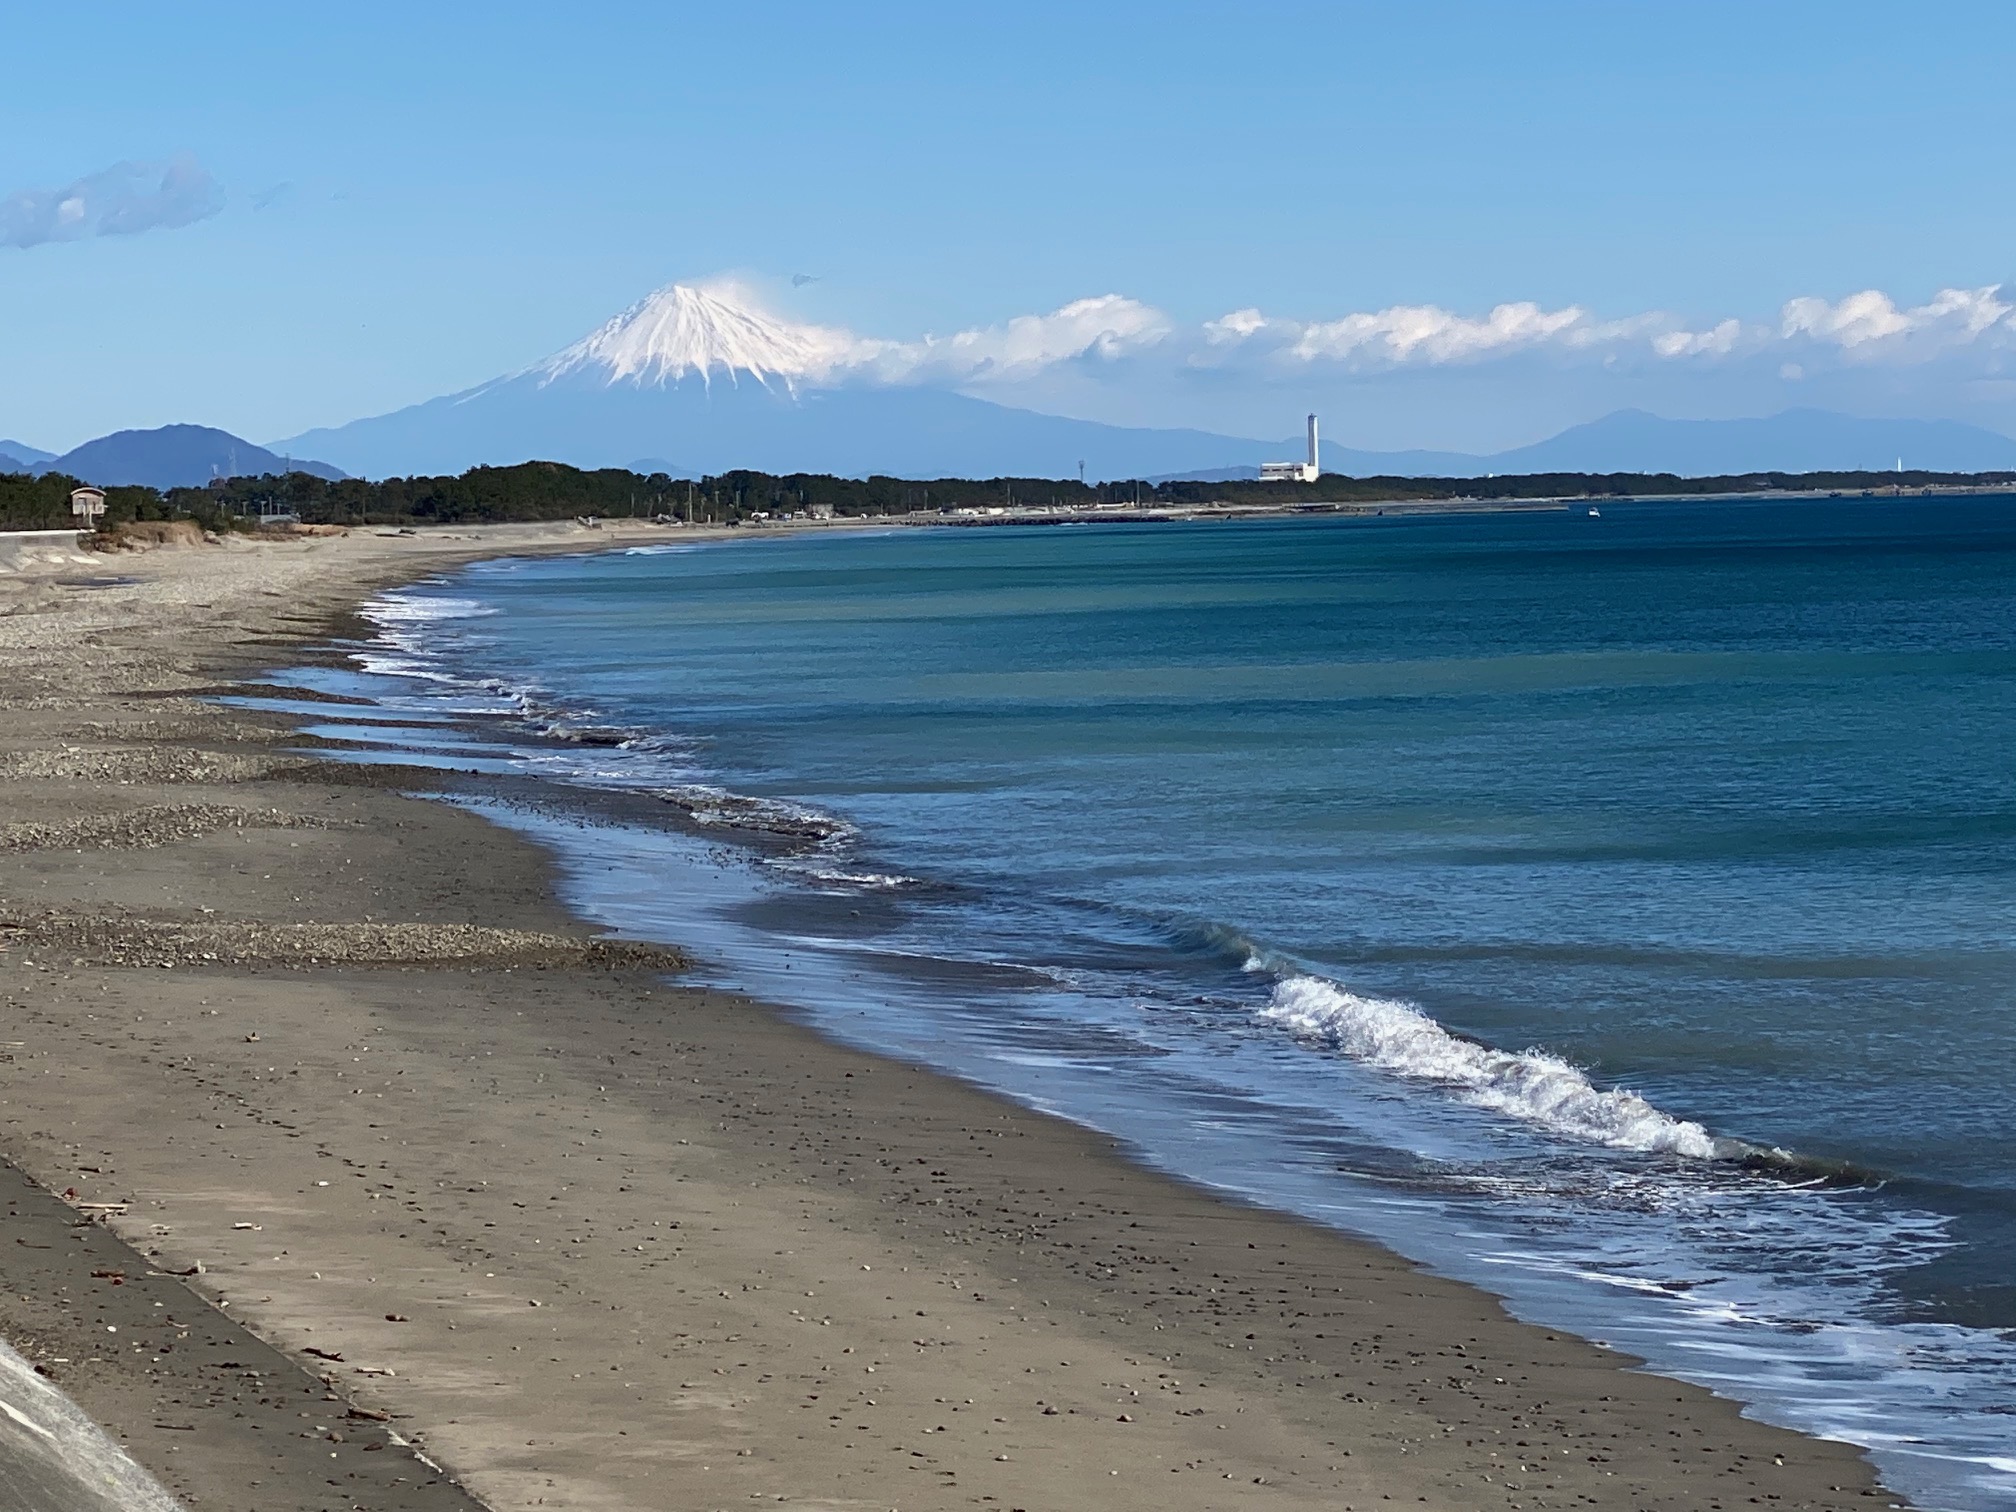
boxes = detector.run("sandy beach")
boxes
[0,524,1900,1511]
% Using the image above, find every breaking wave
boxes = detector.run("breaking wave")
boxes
[1257,971,1724,1158]
[357,592,498,630]
[655,784,856,844]
[622,542,704,557]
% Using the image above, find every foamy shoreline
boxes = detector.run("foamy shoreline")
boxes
[0,524,1900,1511]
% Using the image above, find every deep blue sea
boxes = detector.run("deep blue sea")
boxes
[262,499,2016,1510]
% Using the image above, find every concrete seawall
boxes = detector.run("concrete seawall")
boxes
[0,1339,183,1512]
[0,531,97,573]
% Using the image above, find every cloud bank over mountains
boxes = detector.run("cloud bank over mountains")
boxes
[586,276,2006,450]
[856,294,1175,385]
[788,281,2016,388]
[0,155,223,250]
[265,278,2016,484]
[1376,285,2005,370]
[547,277,2016,449]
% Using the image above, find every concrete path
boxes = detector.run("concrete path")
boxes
[0,1337,182,1512]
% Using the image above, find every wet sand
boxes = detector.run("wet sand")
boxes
[0,527,1901,1510]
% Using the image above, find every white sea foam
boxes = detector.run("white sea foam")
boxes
[359,593,497,627]
[352,593,503,686]
[1257,971,1721,1158]
[775,859,922,889]
[351,652,465,683]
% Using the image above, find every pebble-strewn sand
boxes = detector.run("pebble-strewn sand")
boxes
[0,528,1901,1511]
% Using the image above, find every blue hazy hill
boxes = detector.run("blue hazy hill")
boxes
[282,381,2016,484]
[38,425,344,488]
[278,368,1339,484]
[1485,408,2016,476]
[0,439,56,471]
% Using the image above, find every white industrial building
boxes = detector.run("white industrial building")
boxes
[1260,415,1321,483]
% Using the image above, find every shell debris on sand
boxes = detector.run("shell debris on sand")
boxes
[0,803,333,854]
[0,911,687,971]
[0,746,271,785]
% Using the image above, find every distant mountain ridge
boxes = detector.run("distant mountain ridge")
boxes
[282,372,1334,483]
[5,425,344,488]
[1482,408,2016,476]
[0,438,55,469]
[19,406,2016,490]
[1152,410,2016,481]
[271,283,2016,480]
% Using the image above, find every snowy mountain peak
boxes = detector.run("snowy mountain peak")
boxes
[539,282,860,390]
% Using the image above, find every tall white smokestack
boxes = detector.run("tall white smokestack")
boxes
[1306,414,1319,473]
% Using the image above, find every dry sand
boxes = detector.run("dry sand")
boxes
[0,526,1902,1510]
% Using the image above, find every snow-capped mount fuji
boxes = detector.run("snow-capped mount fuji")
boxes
[276,281,1303,481]
[536,282,863,391]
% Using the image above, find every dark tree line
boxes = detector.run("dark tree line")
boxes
[5,458,2012,533]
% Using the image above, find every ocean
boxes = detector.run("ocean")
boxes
[259,498,2016,1511]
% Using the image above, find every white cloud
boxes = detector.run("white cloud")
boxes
[863,295,1172,384]
[0,155,223,250]
[1192,300,1721,371]
[1203,307,1269,344]
[1779,285,2012,355]
[1298,300,1587,364]
[1652,319,1745,358]
[1166,285,2016,379]
[1199,300,1597,368]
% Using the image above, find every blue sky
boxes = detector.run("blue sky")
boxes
[6,0,2016,453]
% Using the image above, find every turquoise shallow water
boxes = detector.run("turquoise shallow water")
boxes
[278,498,2016,1509]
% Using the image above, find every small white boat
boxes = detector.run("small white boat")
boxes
[1588,506,1601,518]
